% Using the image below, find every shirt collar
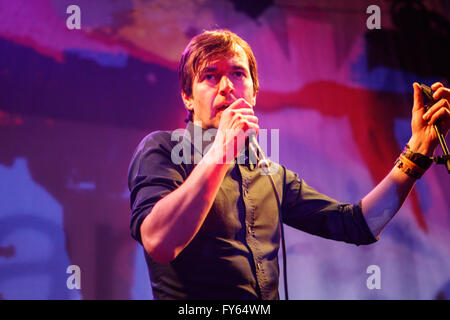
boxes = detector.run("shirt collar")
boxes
[182,121,216,158]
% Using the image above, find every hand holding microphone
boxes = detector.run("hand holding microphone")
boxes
[419,83,450,173]
[216,94,270,171]
[213,96,259,164]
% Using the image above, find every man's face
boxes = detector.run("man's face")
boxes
[183,44,256,129]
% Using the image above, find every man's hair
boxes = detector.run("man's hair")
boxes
[178,29,259,122]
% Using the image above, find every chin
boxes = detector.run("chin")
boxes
[194,116,220,129]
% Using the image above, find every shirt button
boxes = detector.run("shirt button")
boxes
[247,225,252,234]
[256,262,261,270]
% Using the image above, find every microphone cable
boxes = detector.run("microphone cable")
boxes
[249,135,289,300]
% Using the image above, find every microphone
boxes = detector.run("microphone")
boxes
[248,132,271,171]
[227,93,271,171]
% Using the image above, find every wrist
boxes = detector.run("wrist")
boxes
[407,136,434,157]
[203,142,230,166]
[394,142,434,179]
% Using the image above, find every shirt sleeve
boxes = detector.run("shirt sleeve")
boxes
[128,131,187,245]
[281,167,377,246]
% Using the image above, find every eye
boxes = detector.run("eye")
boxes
[233,71,245,78]
[203,74,216,81]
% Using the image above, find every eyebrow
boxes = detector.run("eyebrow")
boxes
[200,65,248,74]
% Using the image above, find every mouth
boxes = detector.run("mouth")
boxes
[217,104,230,112]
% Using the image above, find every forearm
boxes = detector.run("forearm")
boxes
[140,146,230,263]
[361,165,416,239]
[141,99,260,263]
[361,135,431,239]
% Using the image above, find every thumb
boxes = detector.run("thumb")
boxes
[412,82,424,112]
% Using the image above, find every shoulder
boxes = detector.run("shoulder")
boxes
[128,129,189,189]
[128,130,177,176]
[135,130,175,155]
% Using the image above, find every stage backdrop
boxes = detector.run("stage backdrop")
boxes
[0,0,449,299]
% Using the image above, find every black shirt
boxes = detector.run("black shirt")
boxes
[128,121,377,300]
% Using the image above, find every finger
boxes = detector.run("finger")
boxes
[232,108,255,116]
[432,87,450,101]
[232,114,258,128]
[429,106,450,127]
[423,99,449,121]
[233,112,258,126]
[413,82,425,112]
[242,115,258,124]
[431,82,444,91]
[227,109,254,122]
[242,120,260,135]
[429,108,450,135]
[229,98,253,110]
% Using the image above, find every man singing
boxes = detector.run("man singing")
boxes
[128,29,450,299]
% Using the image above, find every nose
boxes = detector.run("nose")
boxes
[218,75,234,96]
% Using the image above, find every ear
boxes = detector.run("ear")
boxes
[181,91,194,111]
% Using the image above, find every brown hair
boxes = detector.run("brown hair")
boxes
[178,29,259,122]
